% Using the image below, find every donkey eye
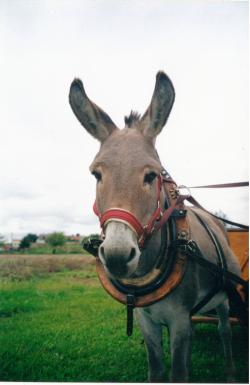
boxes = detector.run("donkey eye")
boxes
[92,170,102,182]
[144,172,157,184]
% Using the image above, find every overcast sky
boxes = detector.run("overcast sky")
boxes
[0,0,248,240]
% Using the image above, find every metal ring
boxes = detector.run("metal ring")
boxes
[178,185,191,198]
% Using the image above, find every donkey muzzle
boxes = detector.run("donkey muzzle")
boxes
[98,221,140,278]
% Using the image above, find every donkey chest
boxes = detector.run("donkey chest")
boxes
[137,293,195,326]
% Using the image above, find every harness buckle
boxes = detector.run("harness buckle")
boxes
[173,239,198,255]
[186,240,198,253]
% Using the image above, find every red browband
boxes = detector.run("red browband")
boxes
[93,175,164,247]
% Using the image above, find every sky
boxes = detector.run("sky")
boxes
[0,0,248,241]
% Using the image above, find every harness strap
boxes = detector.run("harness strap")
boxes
[170,239,248,326]
[172,240,248,289]
[192,211,228,279]
[126,294,135,336]
[189,181,249,189]
[186,195,249,230]
[154,195,186,232]
[190,284,221,316]
[100,208,145,239]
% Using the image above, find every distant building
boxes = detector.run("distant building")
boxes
[12,239,21,249]
[36,234,46,244]
[67,234,81,242]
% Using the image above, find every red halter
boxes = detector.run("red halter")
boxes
[93,175,163,247]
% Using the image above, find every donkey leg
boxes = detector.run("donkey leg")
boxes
[168,315,192,382]
[216,301,236,382]
[136,309,166,382]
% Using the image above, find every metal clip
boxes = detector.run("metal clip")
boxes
[169,187,180,199]
[186,240,198,253]
[178,240,197,254]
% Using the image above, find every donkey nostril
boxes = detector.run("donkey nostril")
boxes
[128,247,136,263]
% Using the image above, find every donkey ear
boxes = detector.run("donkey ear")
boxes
[141,71,175,138]
[69,78,117,142]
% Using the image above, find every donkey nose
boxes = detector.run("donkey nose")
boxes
[99,245,136,277]
[98,221,140,278]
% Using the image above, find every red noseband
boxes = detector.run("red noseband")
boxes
[93,175,163,247]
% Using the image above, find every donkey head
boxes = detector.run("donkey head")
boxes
[69,72,175,279]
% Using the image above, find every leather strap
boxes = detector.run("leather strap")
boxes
[189,181,249,189]
[100,208,145,239]
[155,195,187,232]
[186,195,249,230]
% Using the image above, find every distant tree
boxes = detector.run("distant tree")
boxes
[19,236,31,250]
[19,233,38,251]
[46,232,66,254]
[0,234,6,248]
[213,210,229,228]
[26,233,38,243]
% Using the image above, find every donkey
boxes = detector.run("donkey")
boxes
[69,71,241,382]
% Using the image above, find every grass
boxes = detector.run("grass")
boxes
[0,254,248,382]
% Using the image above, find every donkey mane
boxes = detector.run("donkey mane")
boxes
[124,110,141,127]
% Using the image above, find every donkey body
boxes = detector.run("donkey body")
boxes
[69,72,240,382]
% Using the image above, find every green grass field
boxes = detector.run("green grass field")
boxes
[0,254,248,382]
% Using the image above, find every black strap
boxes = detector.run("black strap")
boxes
[126,294,135,336]
[190,284,221,316]
[173,240,248,289]
[192,211,228,284]
[187,195,249,230]
[171,239,248,325]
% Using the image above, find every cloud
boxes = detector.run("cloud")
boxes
[0,0,248,238]
[1,194,99,236]
[0,182,41,200]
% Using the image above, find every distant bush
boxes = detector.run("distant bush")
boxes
[46,232,66,254]
[19,233,38,250]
